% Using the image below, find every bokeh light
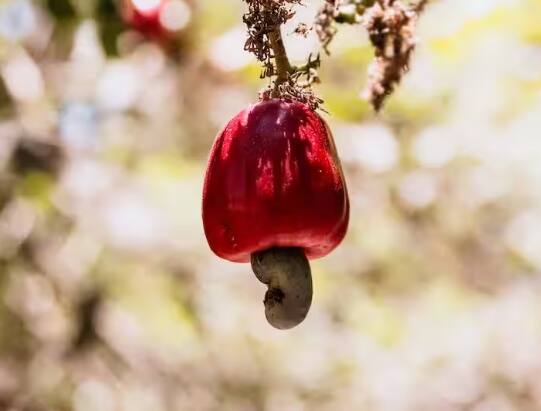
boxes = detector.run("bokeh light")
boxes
[0,0,540,410]
[132,0,161,14]
[159,0,191,32]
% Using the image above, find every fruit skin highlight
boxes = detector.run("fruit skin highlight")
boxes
[202,99,349,263]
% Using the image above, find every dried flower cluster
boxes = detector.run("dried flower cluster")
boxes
[243,0,323,109]
[314,0,429,111]
[243,0,300,79]
[293,22,311,38]
[243,0,427,111]
[262,76,324,111]
[315,0,371,53]
[362,0,428,111]
[272,52,323,110]
[314,0,339,54]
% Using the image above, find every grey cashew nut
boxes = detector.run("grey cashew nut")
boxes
[251,247,313,330]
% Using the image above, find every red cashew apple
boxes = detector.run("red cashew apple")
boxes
[121,0,189,41]
[122,0,163,37]
[202,99,349,329]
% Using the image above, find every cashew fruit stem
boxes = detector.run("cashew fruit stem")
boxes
[268,27,292,96]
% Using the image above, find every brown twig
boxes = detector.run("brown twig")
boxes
[268,27,293,96]
[242,0,322,109]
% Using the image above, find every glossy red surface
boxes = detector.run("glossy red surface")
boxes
[202,99,350,263]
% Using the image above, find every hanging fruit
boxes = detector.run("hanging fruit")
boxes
[202,0,353,330]
[203,99,349,329]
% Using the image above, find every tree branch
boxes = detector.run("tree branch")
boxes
[268,27,292,95]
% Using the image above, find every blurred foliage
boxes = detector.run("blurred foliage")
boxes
[1,0,541,411]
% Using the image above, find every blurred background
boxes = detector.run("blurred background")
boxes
[1,0,541,410]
